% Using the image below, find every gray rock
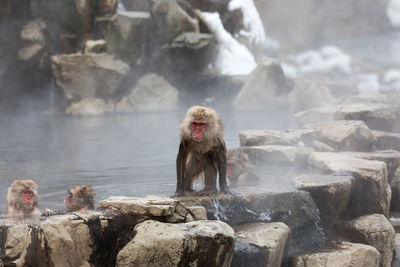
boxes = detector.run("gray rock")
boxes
[294,107,337,127]
[105,11,151,64]
[308,152,389,218]
[116,220,235,267]
[239,129,304,147]
[290,241,380,267]
[83,39,107,54]
[336,214,395,267]
[115,72,178,112]
[234,58,290,110]
[98,0,118,14]
[334,103,400,132]
[390,169,400,212]
[393,234,400,267]
[374,130,400,151]
[304,120,376,152]
[51,53,130,101]
[232,222,290,267]
[65,97,115,116]
[122,0,150,12]
[293,174,353,233]
[287,80,337,113]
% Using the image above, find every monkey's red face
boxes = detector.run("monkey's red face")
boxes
[64,191,72,206]
[21,190,34,205]
[191,120,207,141]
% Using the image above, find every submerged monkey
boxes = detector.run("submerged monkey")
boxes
[176,106,230,196]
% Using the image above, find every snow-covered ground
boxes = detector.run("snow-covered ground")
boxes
[202,12,256,75]
[387,0,400,27]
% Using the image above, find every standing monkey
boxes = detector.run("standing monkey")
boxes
[64,185,95,212]
[6,179,41,219]
[176,106,230,196]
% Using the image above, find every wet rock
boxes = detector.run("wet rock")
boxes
[239,129,304,147]
[290,241,380,267]
[293,174,353,234]
[308,152,389,217]
[294,107,337,127]
[65,97,115,116]
[121,0,150,12]
[82,39,107,54]
[99,196,199,222]
[51,53,130,101]
[390,169,400,212]
[232,222,290,267]
[373,130,400,151]
[303,120,376,152]
[233,58,290,110]
[105,11,151,64]
[116,220,235,267]
[240,145,314,166]
[334,103,400,132]
[336,214,395,267]
[287,80,337,113]
[393,234,400,267]
[115,72,178,112]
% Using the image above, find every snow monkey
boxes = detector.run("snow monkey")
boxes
[226,149,259,186]
[176,106,230,196]
[6,179,41,219]
[64,185,95,212]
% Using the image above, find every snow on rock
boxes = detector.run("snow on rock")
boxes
[202,11,256,75]
[228,0,279,51]
[387,0,400,27]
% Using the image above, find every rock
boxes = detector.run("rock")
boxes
[304,120,376,152]
[290,241,380,267]
[254,0,390,49]
[393,234,400,267]
[287,80,337,113]
[233,58,290,110]
[374,130,400,151]
[390,169,400,212]
[336,214,395,267]
[116,220,235,267]
[99,196,198,222]
[294,107,337,127]
[105,11,151,64]
[51,53,130,101]
[320,80,359,99]
[293,174,353,233]
[312,141,335,152]
[308,152,389,217]
[115,72,178,112]
[232,222,290,267]
[239,129,304,147]
[98,0,118,14]
[83,39,107,54]
[65,97,115,116]
[240,145,314,166]
[342,93,400,106]
[0,0,12,21]
[334,103,400,132]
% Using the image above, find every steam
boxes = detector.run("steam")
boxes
[387,0,400,27]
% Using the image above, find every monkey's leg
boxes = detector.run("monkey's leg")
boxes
[197,154,218,196]
[175,142,188,196]
[185,155,204,193]
[216,142,231,194]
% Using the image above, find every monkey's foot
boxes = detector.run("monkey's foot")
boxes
[220,187,232,195]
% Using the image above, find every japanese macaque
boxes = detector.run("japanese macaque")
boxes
[64,185,95,212]
[176,106,230,196]
[226,149,259,186]
[6,179,41,219]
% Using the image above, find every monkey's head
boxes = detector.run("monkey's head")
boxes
[180,106,223,142]
[8,179,38,208]
[64,185,95,212]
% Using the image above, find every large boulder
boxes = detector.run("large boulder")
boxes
[293,174,353,233]
[303,120,376,152]
[334,103,400,132]
[232,222,290,267]
[287,80,337,113]
[336,214,395,267]
[239,129,306,147]
[308,152,390,218]
[115,72,178,112]
[290,241,380,267]
[65,97,115,116]
[105,11,151,64]
[116,220,235,267]
[373,130,400,151]
[294,107,337,127]
[233,58,290,110]
[51,53,130,101]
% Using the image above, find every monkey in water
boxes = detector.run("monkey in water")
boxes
[6,179,41,219]
[176,106,230,196]
[64,185,95,212]
[226,149,259,186]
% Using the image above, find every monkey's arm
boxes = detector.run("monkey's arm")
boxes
[216,141,231,194]
[176,141,188,196]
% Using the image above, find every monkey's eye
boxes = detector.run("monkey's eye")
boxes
[191,121,207,126]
